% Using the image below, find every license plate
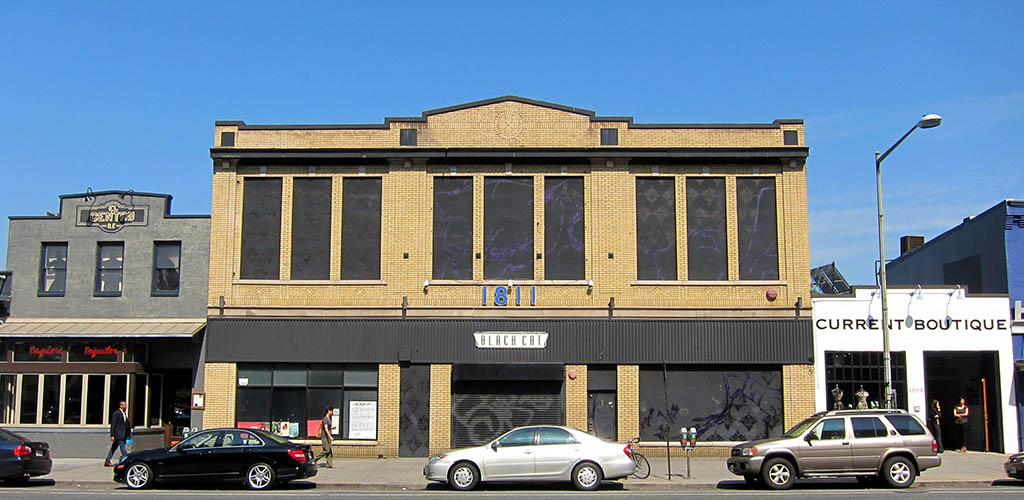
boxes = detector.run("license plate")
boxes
[35,450,44,457]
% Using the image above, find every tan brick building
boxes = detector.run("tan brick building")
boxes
[203,96,813,458]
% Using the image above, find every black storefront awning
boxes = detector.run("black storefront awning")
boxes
[206,317,812,365]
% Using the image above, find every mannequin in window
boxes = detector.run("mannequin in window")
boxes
[855,385,869,409]
[831,385,844,410]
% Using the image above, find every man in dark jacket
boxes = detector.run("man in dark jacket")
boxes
[105,400,131,466]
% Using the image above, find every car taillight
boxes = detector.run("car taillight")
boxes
[14,445,32,457]
[288,449,307,462]
[623,445,633,459]
[932,439,938,453]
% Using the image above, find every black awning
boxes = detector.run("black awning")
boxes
[206,317,812,366]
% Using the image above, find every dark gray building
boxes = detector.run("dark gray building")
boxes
[0,191,209,457]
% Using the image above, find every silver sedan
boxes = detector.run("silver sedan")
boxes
[424,425,635,491]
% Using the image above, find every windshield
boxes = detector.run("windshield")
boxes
[782,416,819,438]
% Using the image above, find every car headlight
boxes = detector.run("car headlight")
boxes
[428,454,447,463]
[1010,456,1024,464]
[742,447,758,456]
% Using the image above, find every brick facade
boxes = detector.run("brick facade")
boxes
[204,97,813,457]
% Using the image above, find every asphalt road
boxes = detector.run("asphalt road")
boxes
[3,481,1024,500]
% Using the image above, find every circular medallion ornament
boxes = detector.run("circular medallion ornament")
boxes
[765,288,779,301]
[494,110,524,140]
[568,369,578,380]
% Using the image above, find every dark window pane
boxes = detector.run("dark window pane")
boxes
[544,177,585,280]
[306,388,342,437]
[236,387,272,424]
[600,128,618,146]
[308,365,344,386]
[484,177,534,279]
[0,375,13,425]
[68,343,121,362]
[64,375,83,425]
[737,177,779,280]
[432,177,473,280]
[147,375,161,428]
[291,178,332,280]
[271,388,306,436]
[636,178,677,280]
[41,375,60,424]
[40,243,68,295]
[341,178,382,280]
[344,365,378,387]
[400,129,417,146]
[14,343,63,362]
[20,375,38,424]
[86,375,105,424]
[238,364,272,386]
[273,365,307,386]
[823,351,907,411]
[109,375,128,417]
[783,130,798,145]
[153,242,181,294]
[639,366,782,441]
[133,375,147,427]
[686,177,727,280]
[240,178,283,279]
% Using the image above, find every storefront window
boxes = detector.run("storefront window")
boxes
[236,363,378,440]
[638,366,783,442]
[64,375,83,424]
[0,372,151,427]
[824,351,907,411]
[85,374,106,424]
[41,374,60,424]
[20,375,38,424]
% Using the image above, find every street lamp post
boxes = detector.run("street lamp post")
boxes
[875,113,942,409]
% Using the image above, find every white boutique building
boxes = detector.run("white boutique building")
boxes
[813,286,1019,454]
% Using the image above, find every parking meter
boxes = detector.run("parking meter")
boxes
[688,427,697,448]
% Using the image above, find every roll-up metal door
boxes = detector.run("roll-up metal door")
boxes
[452,380,564,449]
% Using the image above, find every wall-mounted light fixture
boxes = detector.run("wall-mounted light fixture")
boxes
[423,280,429,294]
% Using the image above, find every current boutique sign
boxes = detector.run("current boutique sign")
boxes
[77,201,148,232]
[474,331,548,349]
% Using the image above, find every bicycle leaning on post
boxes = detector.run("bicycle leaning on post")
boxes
[627,437,650,479]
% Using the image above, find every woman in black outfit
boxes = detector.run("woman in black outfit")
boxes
[953,397,969,452]
[927,399,944,453]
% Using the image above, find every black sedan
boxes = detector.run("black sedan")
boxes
[113,428,316,490]
[1007,452,1024,481]
[0,427,51,484]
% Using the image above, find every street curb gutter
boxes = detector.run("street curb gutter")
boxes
[51,479,1011,491]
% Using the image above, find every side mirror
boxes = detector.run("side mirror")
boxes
[804,433,814,443]
[490,441,499,451]
[177,443,194,451]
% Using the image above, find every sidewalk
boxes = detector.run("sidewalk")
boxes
[44,451,1017,490]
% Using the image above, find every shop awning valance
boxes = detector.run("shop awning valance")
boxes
[0,319,205,338]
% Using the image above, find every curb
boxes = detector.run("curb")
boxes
[47,478,1013,491]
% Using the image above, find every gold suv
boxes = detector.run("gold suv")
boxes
[726,409,941,489]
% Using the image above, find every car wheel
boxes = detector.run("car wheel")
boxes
[125,463,154,489]
[571,461,603,491]
[880,456,915,488]
[761,457,795,490]
[246,462,276,490]
[448,461,479,491]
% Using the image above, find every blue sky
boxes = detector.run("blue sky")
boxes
[2,1,1021,286]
